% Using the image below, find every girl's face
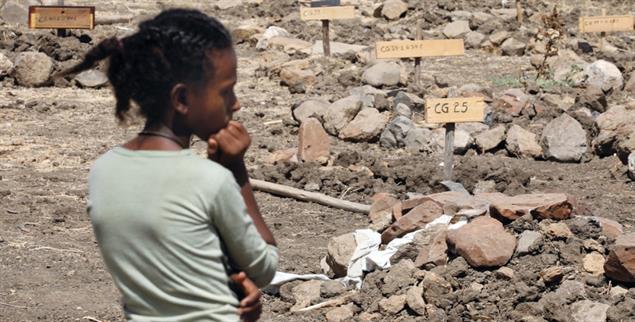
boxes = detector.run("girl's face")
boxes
[185,47,240,140]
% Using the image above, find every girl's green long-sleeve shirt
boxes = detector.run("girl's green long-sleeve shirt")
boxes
[88,147,278,322]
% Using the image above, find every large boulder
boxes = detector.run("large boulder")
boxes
[446,216,516,268]
[505,125,542,159]
[584,59,623,91]
[13,52,53,87]
[339,108,389,142]
[541,114,588,162]
[362,62,401,87]
[1,0,29,25]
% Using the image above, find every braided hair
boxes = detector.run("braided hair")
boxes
[61,9,233,122]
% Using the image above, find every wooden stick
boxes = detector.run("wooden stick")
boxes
[414,20,422,87]
[600,9,607,51]
[443,123,455,181]
[296,291,355,312]
[516,0,523,25]
[251,179,370,214]
[0,301,28,309]
[322,20,331,56]
[57,0,67,37]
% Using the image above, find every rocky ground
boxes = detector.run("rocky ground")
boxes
[1,0,635,321]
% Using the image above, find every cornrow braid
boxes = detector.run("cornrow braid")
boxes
[62,9,233,122]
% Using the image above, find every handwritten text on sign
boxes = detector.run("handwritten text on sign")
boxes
[29,6,95,29]
[425,97,485,124]
[579,15,634,33]
[300,6,355,21]
[375,39,465,59]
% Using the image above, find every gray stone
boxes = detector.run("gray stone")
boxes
[326,232,356,278]
[323,96,363,136]
[628,153,635,181]
[404,127,433,152]
[0,0,28,25]
[585,59,623,91]
[506,125,542,159]
[516,230,543,255]
[0,52,14,76]
[362,62,401,87]
[624,73,635,93]
[293,99,330,123]
[325,304,355,322]
[406,286,426,316]
[555,280,586,303]
[489,31,510,45]
[465,31,486,48]
[475,125,506,152]
[381,0,408,20]
[570,300,609,322]
[501,38,526,56]
[13,52,53,87]
[339,108,389,142]
[453,128,473,154]
[541,114,588,162]
[442,20,471,38]
[310,41,368,56]
[473,180,496,194]
[394,91,423,108]
[379,294,407,314]
[381,259,416,295]
[255,26,290,50]
[74,69,108,88]
[546,49,588,83]
[394,103,412,118]
[321,280,346,298]
[265,37,312,53]
[421,271,453,308]
[379,115,413,148]
[290,280,322,311]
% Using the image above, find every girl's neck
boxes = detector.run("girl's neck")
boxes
[124,123,191,151]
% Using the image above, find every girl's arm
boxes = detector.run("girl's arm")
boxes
[208,121,276,246]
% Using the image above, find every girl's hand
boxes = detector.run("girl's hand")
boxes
[207,121,251,169]
[230,272,262,322]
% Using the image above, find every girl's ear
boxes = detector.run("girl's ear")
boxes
[171,83,189,115]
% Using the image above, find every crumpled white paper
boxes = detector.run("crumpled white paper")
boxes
[269,214,468,289]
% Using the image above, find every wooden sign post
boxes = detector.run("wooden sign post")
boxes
[425,97,486,180]
[579,11,634,51]
[375,38,469,180]
[300,1,355,57]
[28,4,95,37]
[516,0,523,25]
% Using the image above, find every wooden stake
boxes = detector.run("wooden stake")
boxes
[443,123,455,181]
[56,0,67,37]
[600,9,607,51]
[251,179,370,214]
[414,20,422,87]
[516,0,523,25]
[322,19,331,56]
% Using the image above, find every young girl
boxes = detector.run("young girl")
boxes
[61,9,278,322]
